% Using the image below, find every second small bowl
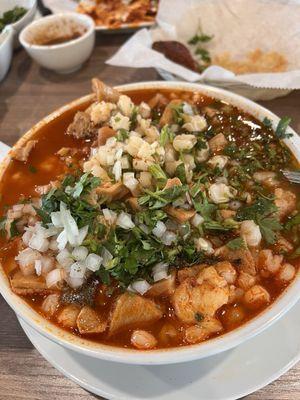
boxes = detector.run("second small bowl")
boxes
[19,12,95,73]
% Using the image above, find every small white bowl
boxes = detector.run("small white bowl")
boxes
[0,26,14,82]
[0,0,37,48]
[19,12,95,73]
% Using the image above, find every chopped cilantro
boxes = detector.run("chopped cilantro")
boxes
[28,165,37,174]
[226,237,246,250]
[275,117,293,139]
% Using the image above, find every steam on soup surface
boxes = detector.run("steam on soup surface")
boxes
[0,80,299,349]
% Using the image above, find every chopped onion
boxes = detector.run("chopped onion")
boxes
[57,229,68,251]
[56,249,73,268]
[29,233,49,252]
[113,160,122,181]
[70,262,86,278]
[123,172,139,191]
[161,231,177,246]
[102,208,117,225]
[152,262,169,282]
[44,225,60,238]
[49,239,59,251]
[59,202,79,244]
[183,102,194,115]
[191,213,204,227]
[46,268,64,288]
[67,276,84,289]
[22,229,33,246]
[116,212,135,229]
[74,225,89,247]
[152,221,167,238]
[72,246,88,261]
[40,256,55,275]
[35,259,42,276]
[101,247,113,267]
[139,223,149,234]
[85,253,103,272]
[115,147,123,160]
[51,211,63,228]
[128,280,151,295]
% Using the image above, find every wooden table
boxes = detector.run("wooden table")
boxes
[0,33,300,400]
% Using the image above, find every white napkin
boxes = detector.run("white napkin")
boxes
[107,0,300,89]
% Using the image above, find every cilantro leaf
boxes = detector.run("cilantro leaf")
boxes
[275,117,293,139]
[226,237,246,250]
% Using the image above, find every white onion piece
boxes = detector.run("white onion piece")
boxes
[161,231,177,246]
[40,256,55,275]
[29,231,49,252]
[72,246,88,261]
[22,230,33,246]
[101,247,113,267]
[123,172,139,191]
[60,202,79,243]
[139,223,149,234]
[67,276,84,289]
[56,249,73,268]
[152,221,167,238]
[152,262,169,282]
[70,262,86,278]
[113,160,122,181]
[49,239,59,251]
[116,212,135,229]
[44,225,60,238]
[183,102,194,115]
[57,229,68,251]
[51,211,63,228]
[191,213,204,227]
[102,208,117,224]
[85,253,103,272]
[35,260,42,276]
[46,268,64,288]
[74,225,89,247]
[128,280,151,295]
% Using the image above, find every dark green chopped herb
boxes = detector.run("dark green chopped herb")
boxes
[195,312,204,322]
[175,163,186,184]
[237,196,282,244]
[159,125,174,146]
[10,220,19,238]
[226,237,246,250]
[28,165,37,174]
[262,117,272,128]
[148,164,167,183]
[130,106,139,130]
[189,33,213,45]
[275,117,293,139]
[138,184,187,210]
[286,213,300,230]
[195,47,211,63]
[117,128,129,141]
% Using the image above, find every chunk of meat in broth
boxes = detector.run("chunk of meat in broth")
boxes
[184,317,223,344]
[42,293,60,317]
[208,133,228,153]
[66,111,96,139]
[11,140,37,162]
[92,78,120,103]
[159,99,182,126]
[147,271,176,297]
[172,266,229,324]
[77,306,107,334]
[97,126,117,146]
[96,182,129,202]
[56,304,81,329]
[215,246,257,276]
[109,292,163,335]
[274,188,296,220]
[10,271,53,295]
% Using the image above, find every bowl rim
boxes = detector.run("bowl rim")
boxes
[0,80,299,365]
[19,11,95,50]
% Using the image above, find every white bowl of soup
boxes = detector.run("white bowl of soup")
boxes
[19,12,95,73]
[0,81,299,365]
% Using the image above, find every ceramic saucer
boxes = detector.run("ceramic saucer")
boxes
[18,299,300,400]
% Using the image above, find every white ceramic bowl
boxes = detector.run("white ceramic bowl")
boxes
[0,81,299,365]
[0,26,14,82]
[19,12,95,73]
[0,0,37,48]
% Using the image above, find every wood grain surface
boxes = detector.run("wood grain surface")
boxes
[0,33,299,400]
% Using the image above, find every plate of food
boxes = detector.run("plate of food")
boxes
[107,0,300,100]
[42,0,158,32]
[0,80,299,366]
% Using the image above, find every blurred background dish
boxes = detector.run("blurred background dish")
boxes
[19,12,95,73]
[42,0,158,32]
[0,26,14,82]
[0,0,37,48]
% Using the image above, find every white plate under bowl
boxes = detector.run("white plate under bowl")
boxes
[18,299,300,400]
